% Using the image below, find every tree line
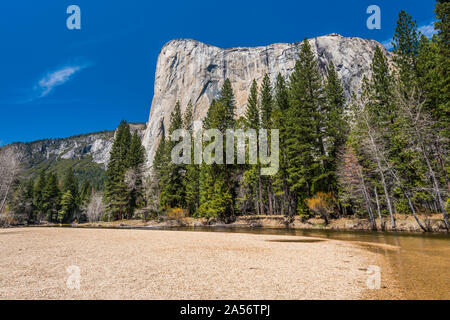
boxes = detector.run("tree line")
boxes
[152,5,449,231]
[3,121,147,224]
[7,167,92,223]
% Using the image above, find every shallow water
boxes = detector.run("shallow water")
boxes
[153,225,449,299]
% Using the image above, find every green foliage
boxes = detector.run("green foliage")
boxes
[197,81,237,220]
[159,102,186,208]
[183,102,200,215]
[245,80,260,129]
[323,61,348,192]
[58,190,74,223]
[42,172,60,221]
[285,38,325,213]
[392,10,419,87]
[104,120,146,220]
[260,74,273,129]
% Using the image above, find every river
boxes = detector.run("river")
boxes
[153,225,450,299]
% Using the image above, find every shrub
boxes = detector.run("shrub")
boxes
[165,207,186,222]
[306,192,337,224]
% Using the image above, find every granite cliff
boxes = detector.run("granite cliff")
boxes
[142,34,391,168]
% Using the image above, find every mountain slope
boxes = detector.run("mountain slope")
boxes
[1,123,146,188]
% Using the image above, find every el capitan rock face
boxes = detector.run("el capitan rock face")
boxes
[142,34,391,167]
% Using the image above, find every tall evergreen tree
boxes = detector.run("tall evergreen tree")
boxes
[125,131,146,217]
[80,180,92,206]
[434,0,450,138]
[198,81,237,220]
[324,61,347,193]
[42,173,60,221]
[60,168,80,221]
[271,74,292,216]
[243,80,263,215]
[58,190,73,224]
[159,102,185,208]
[392,10,420,88]
[183,102,200,215]
[259,74,275,215]
[33,171,46,219]
[260,74,273,129]
[104,120,132,220]
[286,38,325,215]
[245,80,260,129]
[220,78,236,129]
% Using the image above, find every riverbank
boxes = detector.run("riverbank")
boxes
[0,227,401,299]
[74,213,448,233]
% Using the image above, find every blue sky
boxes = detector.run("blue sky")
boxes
[0,0,438,145]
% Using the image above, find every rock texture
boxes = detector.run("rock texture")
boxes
[142,34,390,167]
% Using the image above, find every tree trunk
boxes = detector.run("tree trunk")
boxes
[367,128,396,229]
[258,169,264,215]
[374,186,384,230]
[267,185,273,215]
[419,139,449,230]
[358,166,376,231]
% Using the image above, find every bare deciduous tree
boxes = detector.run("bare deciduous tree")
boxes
[336,144,377,230]
[0,147,24,214]
[85,191,105,222]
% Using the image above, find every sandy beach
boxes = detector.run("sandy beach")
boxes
[0,227,399,299]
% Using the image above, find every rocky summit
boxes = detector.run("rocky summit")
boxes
[142,34,391,168]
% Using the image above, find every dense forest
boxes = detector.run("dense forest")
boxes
[1,2,448,231]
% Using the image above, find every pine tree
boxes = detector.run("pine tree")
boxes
[80,180,92,206]
[324,61,347,193]
[183,102,200,215]
[220,78,236,129]
[366,46,396,126]
[286,38,325,215]
[183,101,194,130]
[260,74,273,129]
[271,74,292,216]
[125,131,146,218]
[127,132,146,168]
[42,173,60,221]
[159,102,185,208]
[417,35,441,117]
[245,80,260,129]
[434,0,450,138]
[58,190,73,224]
[243,80,263,215]
[61,168,79,220]
[392,10,420,88]
[198,81,236,221]
[259,74,274,215]
[33,171,46,219]
[62,168,79,203]
[104,120,132,220]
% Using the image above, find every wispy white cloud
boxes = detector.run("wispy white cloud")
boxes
[12,61,93,104]
[34,62,92,99]
[381,20,437,51]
